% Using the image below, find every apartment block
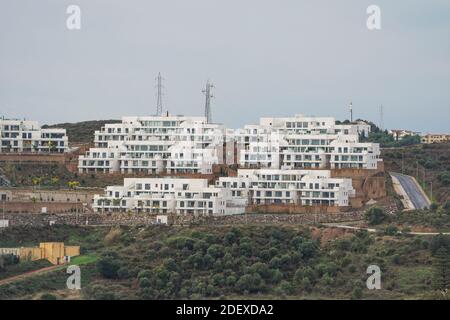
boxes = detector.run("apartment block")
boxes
[235,115,380,170]
[79,115,225,174]
[94,167,356,216]
[0,119,68,153]
[93,177,240,215]
[216,168,355,207]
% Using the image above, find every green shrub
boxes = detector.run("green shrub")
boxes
[365,207,387,225]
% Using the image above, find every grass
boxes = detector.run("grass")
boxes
[70,255,98,266]
[0,224,446,300]
[396,266,433,294]
[0,260,52,281]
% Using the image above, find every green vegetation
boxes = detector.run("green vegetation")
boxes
[383,142,450,204]
[2,162,124,188]
[42,120,120,144]
[0,224,447,299]
[364,207,387,226]
[363,132,421,148]
[0,259,52,281]
[336,119,421,148]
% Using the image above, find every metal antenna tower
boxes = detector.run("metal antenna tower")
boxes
[379,104,384,132]
[156,72,164,116]
[349,101,353,122]
[203,80,214,123]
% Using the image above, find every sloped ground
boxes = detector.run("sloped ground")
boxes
[383,143,450,204]
[0,224,447,300]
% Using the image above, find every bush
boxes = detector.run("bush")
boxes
[96,255,121,279]
[365,207,387,225]
[437,173,450,186]
[351,287,363,300]
[429,202,439,212]
[249,262,272,280]
[236,273,265,293]
[430,234,450,255]
[104,227,122,245]
[40,293,57,300]
[384,225,399,236]
[207,244,225,259]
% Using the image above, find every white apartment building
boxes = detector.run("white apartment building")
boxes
[94,168,355,215]
[236,115,379,170]
[79,115,225,174]
[80,113,380,174]
[0,119,68,153]
[216,169,355,207]
[93,177,240,215]
[329,136,380,169]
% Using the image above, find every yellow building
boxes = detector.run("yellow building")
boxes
[421,134,450,144]
[17,242,80,265]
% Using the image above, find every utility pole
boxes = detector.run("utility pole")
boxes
[156,72,164,116]
[401,151,404,174]
[430,181,433,201]
[203,80,214,124]
[349,101,353,122]
[416,160,419,180]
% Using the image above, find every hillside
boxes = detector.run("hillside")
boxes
[43,120,121,144]
[0,220,449,300]
[383,142,450,204]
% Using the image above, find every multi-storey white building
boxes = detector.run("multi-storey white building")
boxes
[79,115,225,174]
[93,168,355,215]
[0,119,68,153]
[93,177,239,215]
[235,115,380,170]
[216,168,355,207]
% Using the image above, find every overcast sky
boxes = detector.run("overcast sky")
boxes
[1,0,449,132]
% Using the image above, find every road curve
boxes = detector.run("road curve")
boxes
[390,172,430,210]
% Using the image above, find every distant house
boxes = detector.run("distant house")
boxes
[421,134,450,144]
[0,242,80,265]
[389,129,420,141]
[0,119,68,153]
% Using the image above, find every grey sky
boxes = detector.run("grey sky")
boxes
[1,0,449,133]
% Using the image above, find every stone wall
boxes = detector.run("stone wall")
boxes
[0,188,98,203]
[1,210,365,228]
[245,203,347,214]
[0,153,66,164]
[1,202,85,214]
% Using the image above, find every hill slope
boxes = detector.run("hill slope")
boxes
[0,223,448,300]
[43,120,121,144]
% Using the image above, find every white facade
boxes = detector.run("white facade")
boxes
[79,115,225,174]
[94,167,356,216]
[0,220,9,228]
[0,119,68,153]
[80,114,380,173]
[93,177,241,215]
[216,169,355,207]
[235,115,379,170]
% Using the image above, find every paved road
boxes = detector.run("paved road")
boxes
[391,172,430,210]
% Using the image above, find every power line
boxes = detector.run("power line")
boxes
[155,72,164,116]
[203,80,214,123]
[349,101,353,122]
